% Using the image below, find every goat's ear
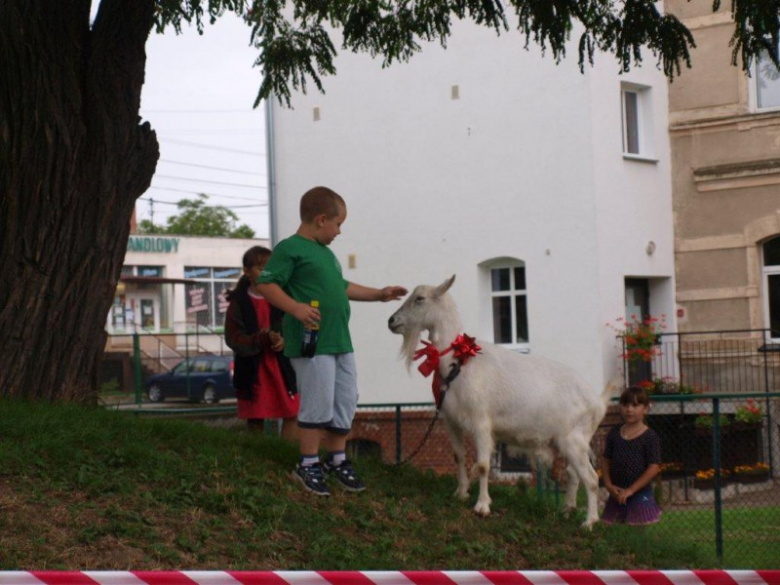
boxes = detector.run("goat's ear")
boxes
[433,274,456,298]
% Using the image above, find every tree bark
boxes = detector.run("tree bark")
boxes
[0,0,159,402]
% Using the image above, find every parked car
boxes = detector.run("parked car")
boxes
[146,355,234,404]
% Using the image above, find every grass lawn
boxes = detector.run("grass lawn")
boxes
[0,399,769,570]
[647,506,780,568]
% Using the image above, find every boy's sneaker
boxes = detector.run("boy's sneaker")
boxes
[292,463,330,496]
[323,459,365,492]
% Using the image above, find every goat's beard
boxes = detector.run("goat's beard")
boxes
[398,324,424,372]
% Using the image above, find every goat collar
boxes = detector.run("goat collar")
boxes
[413,334,482,408]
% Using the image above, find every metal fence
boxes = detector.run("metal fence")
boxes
[613,392,778,564]
[351,394,780,565]
[627,328,780,395]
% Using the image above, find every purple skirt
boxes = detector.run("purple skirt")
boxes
[602,486,662,525]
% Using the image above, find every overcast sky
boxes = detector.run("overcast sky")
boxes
[139,13,269,239]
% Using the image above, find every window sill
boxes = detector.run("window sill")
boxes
[500,344,530,354]
[623,153,659,164]
[491,470,533,482]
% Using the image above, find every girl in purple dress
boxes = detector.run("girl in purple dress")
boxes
[601,386,662,525]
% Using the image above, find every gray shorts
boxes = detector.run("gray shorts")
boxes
[290,353,358,435]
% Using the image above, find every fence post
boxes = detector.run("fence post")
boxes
[536,461,543,500]
[395,405,402,465]
[712,397,724,562]
[677,331,684,392]
[132,333,143,405]
[185,331,192,401]
[761,330,775,477]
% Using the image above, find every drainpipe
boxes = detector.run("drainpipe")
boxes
[264,97,279,247]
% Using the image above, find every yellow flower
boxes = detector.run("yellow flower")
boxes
[734,462,769,475]
[695,468,730,480]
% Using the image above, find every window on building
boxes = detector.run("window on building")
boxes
[135,265,164,290]
[756,48,780,110]
[184,267,213,329]
[490,264,529,345]
[495,443,531,473]
[623,90,640,154]
[213,267,242,321]
[347,439,382,461]
[762,237,780,338]
[184,266,242,330]
[121,265,164,281]
[621,83,654,159]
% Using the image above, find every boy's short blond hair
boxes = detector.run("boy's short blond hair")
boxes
[300,186,345,222]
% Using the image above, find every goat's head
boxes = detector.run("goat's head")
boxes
[387,275,461,369]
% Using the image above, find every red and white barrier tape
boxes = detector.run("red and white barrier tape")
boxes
[0,571,777,585]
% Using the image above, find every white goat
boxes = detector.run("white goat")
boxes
[388,275,611,527]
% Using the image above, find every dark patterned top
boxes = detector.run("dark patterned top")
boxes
[603,426,661,489]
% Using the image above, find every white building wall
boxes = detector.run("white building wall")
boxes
[269,21,676,404]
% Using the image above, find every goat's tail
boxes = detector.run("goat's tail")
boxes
[601,377,621,407]
[587,378,622,467]
[588,445,598,469]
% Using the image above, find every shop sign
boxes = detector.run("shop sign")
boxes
[127,236,180,253]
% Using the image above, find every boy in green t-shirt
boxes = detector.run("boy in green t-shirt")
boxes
[257,186,407,496]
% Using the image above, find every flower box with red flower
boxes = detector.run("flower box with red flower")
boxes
[733,399,763,430]
[608,315,666,386]
[608,314,666,364]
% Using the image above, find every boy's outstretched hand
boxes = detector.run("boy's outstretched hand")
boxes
[380,286,408,302]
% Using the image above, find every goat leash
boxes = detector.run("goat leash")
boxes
[397,335,481,466]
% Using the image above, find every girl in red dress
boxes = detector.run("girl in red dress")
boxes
[224,246,299,441]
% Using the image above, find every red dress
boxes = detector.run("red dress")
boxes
[237,292,300,419]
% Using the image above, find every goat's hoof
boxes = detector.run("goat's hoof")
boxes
[473,502,491,516]
[562,506,577,517]
[454,489,469,501]
[581,518,597,530]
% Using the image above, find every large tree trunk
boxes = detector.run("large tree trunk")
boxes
[0,0,159,402]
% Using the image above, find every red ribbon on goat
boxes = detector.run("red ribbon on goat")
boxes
[413,334,482,408]
[413,341,441,377]
[448,333,482,365]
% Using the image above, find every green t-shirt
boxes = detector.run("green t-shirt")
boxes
[258,234,352,358]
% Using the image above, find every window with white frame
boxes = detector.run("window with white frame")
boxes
[621,83,654,159]
[490,264,529,345]
[762,237,780,338]
[756,48,780,110]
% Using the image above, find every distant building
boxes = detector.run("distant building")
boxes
[667,1,780,336]
[108,234,267,335]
